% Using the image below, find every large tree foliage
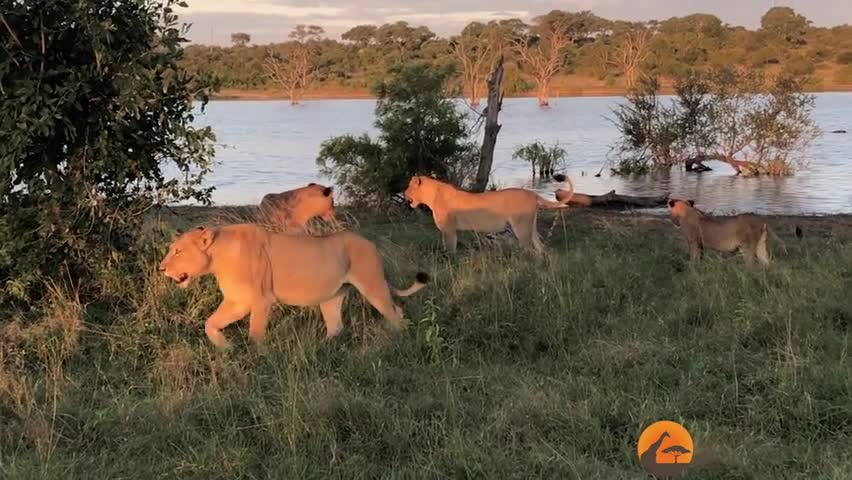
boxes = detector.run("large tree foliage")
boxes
[0,0,215,300]
[180,8,852,97]
[610,69,820,176]
[317,63,477,205]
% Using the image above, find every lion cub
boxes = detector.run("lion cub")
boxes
[667,199,770,265]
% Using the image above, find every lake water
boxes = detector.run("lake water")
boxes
[196,93,852,215]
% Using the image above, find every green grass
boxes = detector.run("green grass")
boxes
[1,208,850,479]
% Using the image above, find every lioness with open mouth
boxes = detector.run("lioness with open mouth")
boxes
[403,175,574,254]
[160,225,428,347]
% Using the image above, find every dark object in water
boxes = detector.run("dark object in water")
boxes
[831,129,847,134]
[795,226,803,239]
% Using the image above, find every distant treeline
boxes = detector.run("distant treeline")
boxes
[180,8,852,97]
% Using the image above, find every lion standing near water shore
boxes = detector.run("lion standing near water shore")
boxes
[403,175,574,254]
[667,199,770,265]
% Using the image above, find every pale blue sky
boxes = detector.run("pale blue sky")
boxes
[182,0,852,45]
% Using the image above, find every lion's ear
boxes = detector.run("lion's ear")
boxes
[416,176,422,186]
[668,199,676,208]
[198,228,216,250]
[687,200,695,207]
[322,186,332,197]
[308,182,316,187]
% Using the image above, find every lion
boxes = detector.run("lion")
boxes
[402,175,574,254]
[259,183,335,232]
[159,224,428,347]
[667,199,769,265]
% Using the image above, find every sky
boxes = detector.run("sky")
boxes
[181,0,852,45]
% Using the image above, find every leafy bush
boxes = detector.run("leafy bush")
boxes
[0,0,215,302]
[317,62,478,205]
[610,68,819,176]
[512,141,568,178]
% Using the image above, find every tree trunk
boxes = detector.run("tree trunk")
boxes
[471,56,504,193]
[555,188,669,209]
[685,153,758,175]
[537,79,549,107]
[469,81,480,107]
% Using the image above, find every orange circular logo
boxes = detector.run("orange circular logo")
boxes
[637,420,693,478]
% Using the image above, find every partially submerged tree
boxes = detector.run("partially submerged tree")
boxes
[608,24,652,89]
[450,22,504,107]
[610,68,820,176]
[317,63,478,205]
[0,0,216,301]
[513,11,600,106]
[263,25,324,104]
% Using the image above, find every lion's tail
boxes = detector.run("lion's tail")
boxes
[537,198,570,209]
[550,173,575,206]
[393,272,429,297]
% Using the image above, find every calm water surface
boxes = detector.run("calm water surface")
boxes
[196,93,852,215]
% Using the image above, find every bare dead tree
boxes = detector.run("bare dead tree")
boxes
[512,20,572,107]
[289,25,324,91]
[451,36,493,107]
[609,29,651,89]
[263,50,303,104]
[472,56,505,192]
[263,25,324,105]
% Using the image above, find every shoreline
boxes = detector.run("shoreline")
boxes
[212,86,852,101]
[170,205,852,224]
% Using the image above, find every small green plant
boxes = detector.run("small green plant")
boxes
[512,141,568,178]
[418,299,448,364]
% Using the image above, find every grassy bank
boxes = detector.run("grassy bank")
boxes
[1,207,850,479]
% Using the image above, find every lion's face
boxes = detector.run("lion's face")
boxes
[302,183,336,222]
[403,176,426,208]
[159,227,216,288]
[667,199,695,227]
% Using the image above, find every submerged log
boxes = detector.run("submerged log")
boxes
[551,173,668,209]
[555,188,669,209]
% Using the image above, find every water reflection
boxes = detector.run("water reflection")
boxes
[196,93,852,215]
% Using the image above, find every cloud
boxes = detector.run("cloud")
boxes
[178,0,852,45]
[185,0,344,18]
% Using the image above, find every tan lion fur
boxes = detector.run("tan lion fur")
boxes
[159,224,428,347]
[668,199,770,265]
[259,183,336,232]
[402,175,574,254]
